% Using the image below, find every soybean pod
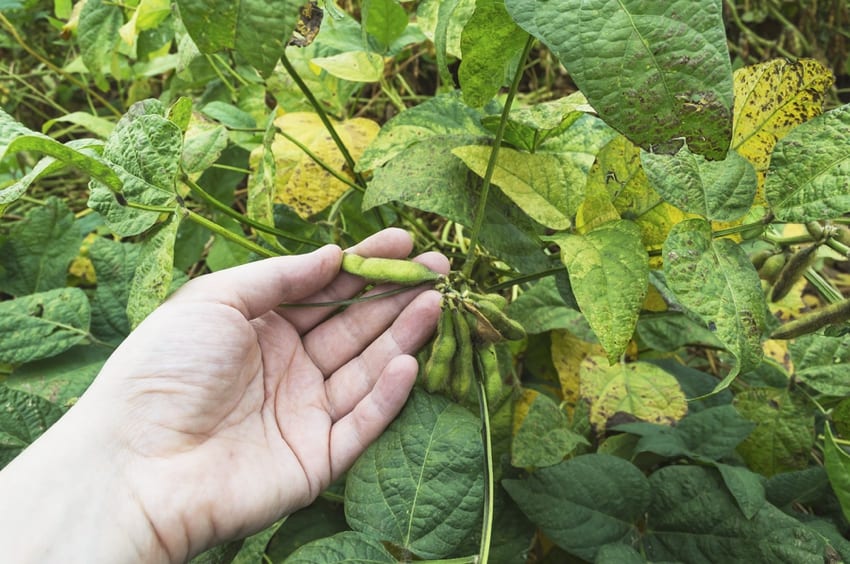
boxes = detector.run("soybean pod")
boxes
[341,253,443,286]
[450,308,475,402]
[465,297,526,342]
[423,306,456,393]
[476,343,505,410]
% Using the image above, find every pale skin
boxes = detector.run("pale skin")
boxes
[0,228,448,563]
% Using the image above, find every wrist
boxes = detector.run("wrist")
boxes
[0,398,172,563]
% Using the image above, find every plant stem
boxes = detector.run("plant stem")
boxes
[278,51,366,188]
[474,358,495,564]
[181,208,278,258]
[485,266,563,294]
[182,175,319,248]
[462,35,535,277]
[0,13,122,118]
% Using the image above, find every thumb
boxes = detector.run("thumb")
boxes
[168,245,343,319]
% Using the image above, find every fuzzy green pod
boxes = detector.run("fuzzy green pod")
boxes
[341,253,442,285]
[476,343,504,407]
[770,244,818,302]
[466,298,526,341]
[450,308,475,402]
[771,297,850,340]
[423,308,456,393]
[467,291,508,311]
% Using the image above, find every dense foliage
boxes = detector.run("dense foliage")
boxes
[3,1,850,562]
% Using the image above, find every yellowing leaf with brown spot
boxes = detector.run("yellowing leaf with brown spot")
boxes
[576,135,689,268]
[580,356,687,433]
[550,330,605,414]
[767,276,810,324]
[731,59,833,203]
[267,113,379,218]
[512,387,539,437]
[763,339,793,374]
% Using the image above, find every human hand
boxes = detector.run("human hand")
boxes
[0,228,447,563]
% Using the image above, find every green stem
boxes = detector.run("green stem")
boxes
[182,208,278,258]
[474,357,495,564]
[183,176,319,248]
[462,35,535,277]
[204,54,238,96]
[485,266,563,294]
[278,52,366,188]
[125,201,176,214]
[804,268,844,304]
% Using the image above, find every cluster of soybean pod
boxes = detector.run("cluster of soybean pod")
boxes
[341,253,525,407]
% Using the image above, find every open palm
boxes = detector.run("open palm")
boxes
[79,229,446,560]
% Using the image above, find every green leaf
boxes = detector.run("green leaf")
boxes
[503,454,650,561]
[78,0,122,88]
[89,238,141,343]
[345,390,484,559]
[205,217,253,272]
[789,333,850,396]
[266,498,348,561]
[175,0,301,76]
[506,276,587,336]
[554,220,649,362]
[0,109,122,207]
[231,519,285,564]
[505,0,733,160]
[733,388,813,477]
[714,463,766,519]
[181,121,228,174]
[363,0,408,51]
[617,405,754,462]
[363,134,547,273]
[766,104,850,221]
[0,197,81,297]
[283,531,396,563]
[644,465,828,562]
[127,214,180,329]
[636,312,723,354]
[512,391,588,468]
[649,360,733,413]
[88,100,183,236]
[482,94,586,148]
[824,425,850,524]
[357,91,492,171]
[4,345,109,405]
[594,543,646,564]
[765,467,831,509]
[452,146,572,229]
[0,288,91,365]
[663,218,766,392]
[0,385,64,468]
[641,145,757,220]
[458,0,527,107]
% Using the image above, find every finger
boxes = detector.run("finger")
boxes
[328,354,418,478]
[281,228,416,332]
[323,289,441,419]
[167,245,342,320]
[305,252,448,375]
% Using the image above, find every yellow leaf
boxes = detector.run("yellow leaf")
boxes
[763,339,793,374]
[550,330,606,413]
[641,284,667,313]
[311,51,385,83]
[580,356,688,433]
[731,59,833,202]
[266,113,379,218]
